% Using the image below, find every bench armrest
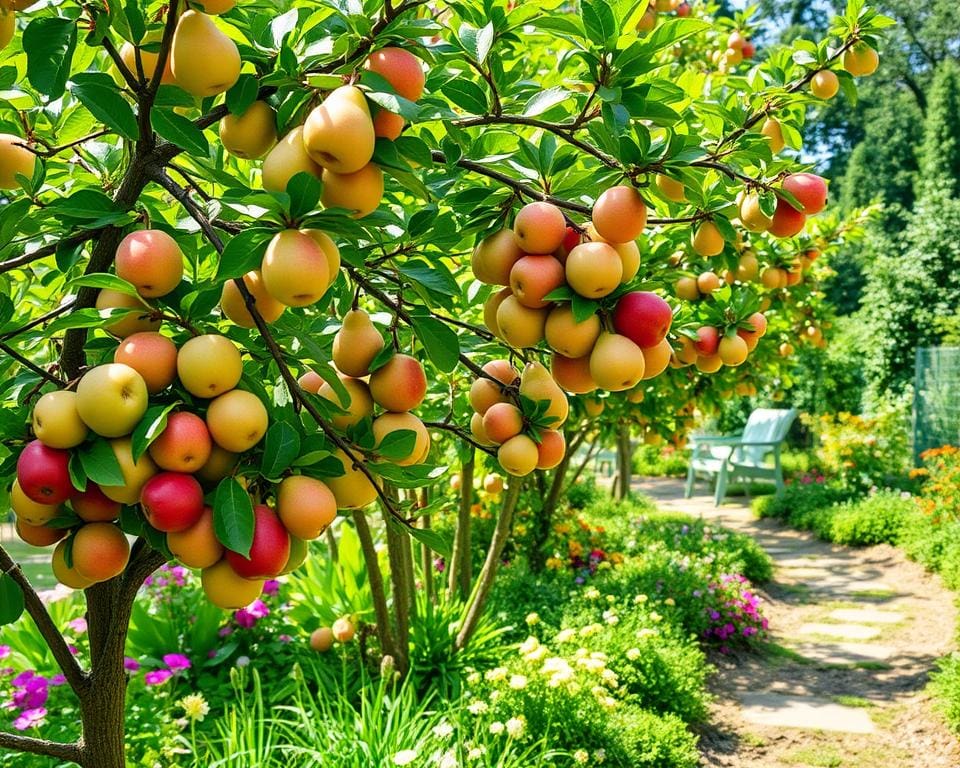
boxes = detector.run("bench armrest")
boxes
[689,434,742,445]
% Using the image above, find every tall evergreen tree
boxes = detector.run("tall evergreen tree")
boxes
[917,59,960,198]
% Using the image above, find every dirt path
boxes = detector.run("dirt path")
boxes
[635,477,960,768]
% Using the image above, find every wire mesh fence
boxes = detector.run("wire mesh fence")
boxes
[913,347,960,462]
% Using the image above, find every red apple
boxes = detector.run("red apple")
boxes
[782,173,827,215]
[676,2,690,15]
[140,472,205,532]
[225,505,290,579]
[72,483,121,523]
[17,440,73,505]
[554,226,582,263]
[694,326,720,356]
[741,40,755,58]
[612,291,673,349]
[769,198,807,238]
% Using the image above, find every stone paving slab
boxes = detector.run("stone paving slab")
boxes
[799,622,882,640]
[739,692,876,734]
[789,641,895,665]
[776,557,855,569]
[828,608,905,625]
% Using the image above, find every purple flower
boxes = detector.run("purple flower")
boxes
[123,657,141,673]
[162,654,191,672]
[67,618,87,634]
[11,670,34,687]
[50,675,66,687]
[13,707,46,731]
[68,645,79,656]
[262,579,280,596]
[13,677,49,710]
[279,634,293,643]
[0,646,10,661]
[434,557,446,573]
[145,670,173,686]
[218,626,234,637]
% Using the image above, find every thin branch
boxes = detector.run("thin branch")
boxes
[147,0,179,101]
[0,341,65,385]
[28,130,112,158]
[0,231,101,274]
[424,421,497,456]
[100,37,143,94]
[0,731,81,762]
[0,300,76,341]
[0,544,87,694]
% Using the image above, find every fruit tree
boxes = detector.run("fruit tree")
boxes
[0,0,889,765]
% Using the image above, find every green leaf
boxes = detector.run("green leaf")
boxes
[522,86,571,117]
[215,228,275,281]
[123,0,146,43]
[131,403,180,461]
[0,573,24,626]
[399,260,460,297]
[77,440,125,487]
[410,314,459,372]
[225,74,260,117]
[66,273,139,296]
[48,190,123,221]
[68,452,87,492]
[475,22,495,64]
[571,293,600,324]
[582,0,617,48]
[406,524,452,558]
[213,477,255,557]
[151,109,210,157]
[260,421,301,479]
[286,172,322,220]
[440,79,488,114]
[24,17,77,99]
[68,79,140,141]
[376,429,416,461]
[365,90,421,121]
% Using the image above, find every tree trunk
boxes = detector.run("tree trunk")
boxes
[384,520,411,675]
[352,510,398,665]
[615,423,632,500]
[529,450,572,572]
[447,451,474,600]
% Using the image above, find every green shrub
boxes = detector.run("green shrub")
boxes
[826,491,913,546]
[751,482,853,522]
[567,474,603,509]
[606,709,700,768]
[931,652,960,734]
[633,445,690,477]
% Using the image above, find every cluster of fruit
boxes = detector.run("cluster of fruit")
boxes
[296,307,431,503]
[637,0,692,32]
[738,172,829,240]
[710,30,756,72]
[467,360,567,477]
[309,616,356,653]
[675,311,768,373]
[257,47,426,217]
[475,190,676,396]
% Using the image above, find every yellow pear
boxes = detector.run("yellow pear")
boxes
[262,127,323,193]
[301,229,341,285]
[220,101,277,160]
[589,332,645,391]
[302,86,375,174]
[119,33,176,85]
[261,229,331,307]
[326,449,380,509]
[332,309,384,377]
[317,375,374,430]
[0,8,14,52]
[95,289,160,338]
[519,361,568,426]
[544,305,601,359]
[101,437,158,504]
[760,117,784,153]
[171,10,241,98]
[0,133,35,190]
[373,412,430,466]
[739,192,772,232]
[194,0,235,13]
[320,164,383,218]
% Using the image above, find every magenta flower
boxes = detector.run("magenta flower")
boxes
[123,657,141,673]
[11,671,34,687]
[162,654,191,672]
[50,675,66,686]
[67,618,87,634]
[0,646,10,661]
[262,579,280,596]
[13,707,46,731]
[144,670,173,686]
[234,599,270,628]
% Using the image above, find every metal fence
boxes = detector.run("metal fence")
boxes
[913,347,960,461]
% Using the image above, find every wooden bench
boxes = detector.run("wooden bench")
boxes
[685,408,798,506]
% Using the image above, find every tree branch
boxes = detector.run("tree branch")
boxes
[0,230,102,274]
[0,340,65,385]
[0,545,88,694]
[0,731,82,762]
[0,300,76,342]
[424,421,497,456]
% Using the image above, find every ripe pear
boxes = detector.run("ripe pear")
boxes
[739,192,773,232]
[692,221,724,257]
[170,11,241,98]
[373,412,430,466]
[589,333,645,391]
[261,229,331,307]
[497,435,538,477]
[545,305,601,358]
[301,229,341,284]
[220,101,277,160]
[101,437,157,504]
[317,375,374,430]
[332,310,384,377]
[495,295,548,349]
[0,9,14,52]
[364,47,425,101]
[760,118,784,153]
[566,242,622,298]
[303,86,375,174]
[472,229,523,285]
[519,361,568,427]
[262,127,323,193]
[483,287,512,338]
[0,133,36,190]
[97,290,160,339]
[320,163,383,218]
[810,69,839,99]
[655,174,685,202]
[119,34,176,85]
[220,270,286,328]
[550,353,597,394]
[194,0,235,13]
[326,449,380,509]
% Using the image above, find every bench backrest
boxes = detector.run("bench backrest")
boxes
[739,408,797,465]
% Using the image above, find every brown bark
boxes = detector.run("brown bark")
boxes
[352,510,398,664]
[447,451,474,600]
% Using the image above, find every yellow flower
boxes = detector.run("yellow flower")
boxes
[525,612,540,626]
[178,693,209,722]
[573,750,589,764]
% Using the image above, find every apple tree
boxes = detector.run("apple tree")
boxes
[0,0,890,765]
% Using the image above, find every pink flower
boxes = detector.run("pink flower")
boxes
[262,579,280,596]
[144,670,173,686]
[67,618,87,634]
[123,657,141,673]
[13,707,46,731]
[0,646,10,661]
[162,654,191,672]
[49,675,66,686]
[234,599,270,628]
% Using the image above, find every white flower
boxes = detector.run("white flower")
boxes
[235,655,250,668]
[432,721,453,739]
[584,587,601,600]
[468,701,489,716]
[634,594,648,604]
[519,636,540,655]
[555,628,576,643]
[438,749,457,768]
[178,693,209,722]
[525,612,540,626]
[626,647,641,661]
[594,748,606,763]
[393,750,418,766]
[466,671,481,686]
[489,721,505,735]
[467,747,485,760]
[524,644,548,662]
[573,749,589,764]
[506,716,526,738]
[485,667,508,682]
[509,675,528,690]
[579,623,602,637]
[602,609,619,625]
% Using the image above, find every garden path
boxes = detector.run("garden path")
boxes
[634,477,960,768]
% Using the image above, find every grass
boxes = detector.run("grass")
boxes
[785,745,844,767]
[849,589,898,601]
[831,695,873,708]
[0,532,56,590]
[760,641,813,665]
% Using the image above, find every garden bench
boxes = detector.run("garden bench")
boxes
[685,408,798,506]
